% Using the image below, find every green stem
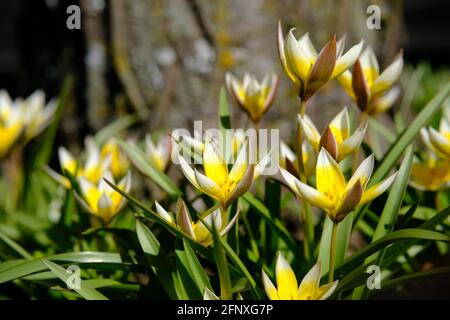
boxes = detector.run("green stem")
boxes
[296,100,314,262]
[352,111,369,173]
[329,222,338,282]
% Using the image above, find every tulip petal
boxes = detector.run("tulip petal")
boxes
[179,155,200,189]
[155,201,174,224]
[194,169,225,203]
[298,114,320,152]
[330,40,364,79]
[360,172,398,205]
[338,122,367,161]
[203,137,228,186]
[262,270,280,300]
[329,107,350,142]
[428,127,450,157]
[347,154,374,190]
[335,180,363,222]
[275,253,298,299]
[298,33,317,61]
[176,200,195,238]
[277,21,299,85]
[58,147,77,175]
[295,180,333,210]
[371,52,403,97]
[279,167,301,197]
[316,148,346,199]
[318,281,339,300]
[372,86,400,114]
[285,28,312,81]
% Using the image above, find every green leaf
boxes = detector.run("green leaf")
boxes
[242,193,297,250]
[182,239,212,293]
[353,147,413,299]
[0,252,122,284]
[318,214,353,277]
[211,218,232,300]
[105,179,212,258]
[370,83,450,185]
[136,220,160,256]
[0,230,33,259]
[94,114,139,145]
[118,140,182,197]
[41,259,108,300]
[135,219,179,299]
[331,228,449,279]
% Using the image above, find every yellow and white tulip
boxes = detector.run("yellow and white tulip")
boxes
[145,134,172,172]
[262,253,338,300]
[410,153,450,191]
[0,90,56,158]
[47,137,111,188]
[100,138,130,179]
[178,136,269,208]
[76,171,131,223]
[277,22,363,100]
[298,107,367,162]
[155,200,239,247]
[225,72,279,123]
[420,110,450,159]
[280,148,398,222]
[338,47,403,116]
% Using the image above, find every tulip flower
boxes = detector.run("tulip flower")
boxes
[154,200,239,247]
[420,111,450,159]
[338,47,403,116]
[178,136,270,208]
[46,138,111,188]
[100,138,130,179]
[145,134,172,172]
[280,141,316,177]
[298,107,367,162]
[225,72,279,123]
[76,171,131,223]
[262,253,338,300]
[410,153,450,191]
[277,22,363,101]
[280,148,397,223]
[0,90,56,158]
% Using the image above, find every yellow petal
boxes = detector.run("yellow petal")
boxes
[203,137,228,186]
[275,253,298,300]
[360,172,398,205]
[262,270,280,300]
[316,149,346,202]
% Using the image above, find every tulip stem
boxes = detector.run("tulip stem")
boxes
[296,99,314,262]
[329,222,338,282]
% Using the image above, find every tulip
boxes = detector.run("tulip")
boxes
[154,200,239,247]
[280,148,397,223]
[338,47,403,116]
[178,136,270,208]
[277,22,363,101]
[46,138,111,188]
[298,107,367,162]
[262,253,338,300]
[225,72,279,123]
[145,134,172,172]
[410,153,450,191]
[76,171,131,223]
[100,138,130,179]
[420,110,450,159]
[0,90,56,158]
[280,141,316,178]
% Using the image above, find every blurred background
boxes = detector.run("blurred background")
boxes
[0,0,449,298]
[1,0,450,147]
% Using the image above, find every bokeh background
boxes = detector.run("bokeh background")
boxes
[0,0,449,298]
